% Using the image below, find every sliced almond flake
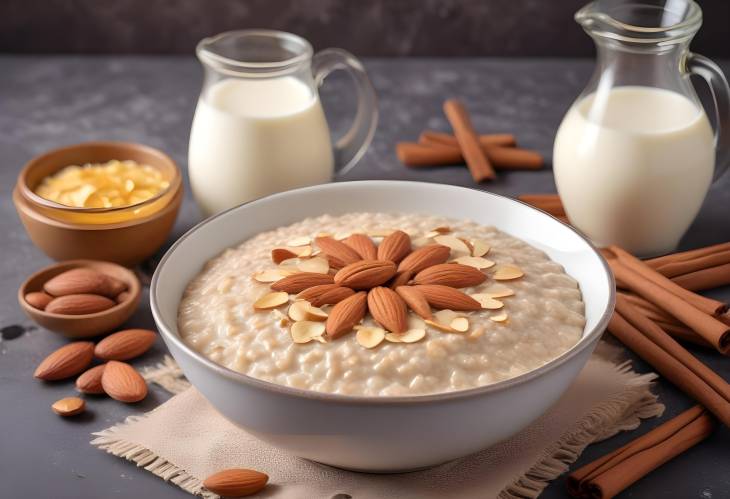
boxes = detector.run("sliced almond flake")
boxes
[385,328,426,343]
[289,300,328,322]
[334,231,352,240]
[493,265,525,281]
[278,257,302,272]
[316,232,333,238]
[471,239,491,257]
[411,237,431,247]
[253,291,289,310]
[408,315,426,330]
[356,327,386,349]
[470,294,505,310]
[460,238,474,253]
[452,256,496,269]
[433,309,458,325]
[450,317,470,332]
[291,321,326,343]
[490,312,509,323]
[434,235,471,255]
[297,256,329,274]
[368,228,395,238]
[253,269,291,283]
[287,236,311,247]
[425,319,455,332]
[484,284,515,298]
[292,245,313,258]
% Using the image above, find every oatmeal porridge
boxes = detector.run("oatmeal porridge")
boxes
[178,212,585,396]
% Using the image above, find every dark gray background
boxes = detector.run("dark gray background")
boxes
[1,0,729,57]
[1,55,730,498]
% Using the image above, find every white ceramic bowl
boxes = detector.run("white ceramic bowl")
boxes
[151,181,614,472]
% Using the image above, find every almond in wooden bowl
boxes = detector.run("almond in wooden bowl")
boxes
[18,259,141,339]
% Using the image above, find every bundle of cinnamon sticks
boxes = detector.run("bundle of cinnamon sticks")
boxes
[396,99,544,182]
[517,194,730,497]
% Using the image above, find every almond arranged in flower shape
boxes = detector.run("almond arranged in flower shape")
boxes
[343,233,378,260]
[255,229,517,341]
[414,263,487,288]
[414,285,481,311]
[203,468,269,497]
[326,291,368,339]
[377,230,411,263]
[314,236,361,266]
[395,286,432,319]
[334,260,397,290]
[297,284,355,307]
[367,286,408,333]
[271,273,334,293]
[397,244,451,273]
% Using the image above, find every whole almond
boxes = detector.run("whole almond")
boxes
[315,236,361,266]
[377,230,411,263]
[94,329,157,361]
[388,269,413,289]
[367,287,408,333]
[44,268,126,298]
[414,263,487,288]
[395,286,433,319]
[76,364,107,394]
[334,260,397,289]
[51,397,86,417]
[25,291,53,310]
[271,248,297,264]
[297,284,355,307]
[271,273,334,294]
[343,234,377,260]
[397,244,451,273]
[203,468,269,497]
[101,361,148,403]
[45,294,116,315]
[34,341,95,381]
[326,291,368,338]
[414,284,482,311]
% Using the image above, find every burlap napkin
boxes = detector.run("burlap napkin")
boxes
[92,344,663,498]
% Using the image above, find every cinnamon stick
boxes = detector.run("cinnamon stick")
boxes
[517,194,565,217]
[609,296,730,425]
[648,241,730,268]
[673,263,730,292]
[419,130,517,148]
[396,142,544,170]
[652,250,730,278]
[609,261,730,352]
[442,100,496,182]
[609,245,727,316]
[567,405,714,499]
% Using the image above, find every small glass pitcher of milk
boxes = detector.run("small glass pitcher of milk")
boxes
[554,0,730,257]
[189,30,378,216]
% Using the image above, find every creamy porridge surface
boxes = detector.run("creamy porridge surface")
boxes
[178,212,585,396]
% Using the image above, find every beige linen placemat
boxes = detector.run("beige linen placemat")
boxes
[92,345,662,498]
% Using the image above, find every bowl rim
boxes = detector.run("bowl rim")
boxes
[151,180,616,405]
[17,141,181,215]
[18,259,141,320]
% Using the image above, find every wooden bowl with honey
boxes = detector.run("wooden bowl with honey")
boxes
[14,142,182,266]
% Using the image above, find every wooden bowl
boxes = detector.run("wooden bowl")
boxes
[18,260,142,338]
[13,141,182,266]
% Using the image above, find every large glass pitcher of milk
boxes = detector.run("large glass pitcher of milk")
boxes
[189,30,378,216]
[554,0,730,256]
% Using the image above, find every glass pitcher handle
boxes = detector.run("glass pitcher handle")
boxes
[312,49,378,177]
[686,53,730,181]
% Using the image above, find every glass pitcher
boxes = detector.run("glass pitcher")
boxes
[189,30,378,216]
[553,0,730,257]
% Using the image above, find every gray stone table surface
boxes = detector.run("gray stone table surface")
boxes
[1,56,729,499]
